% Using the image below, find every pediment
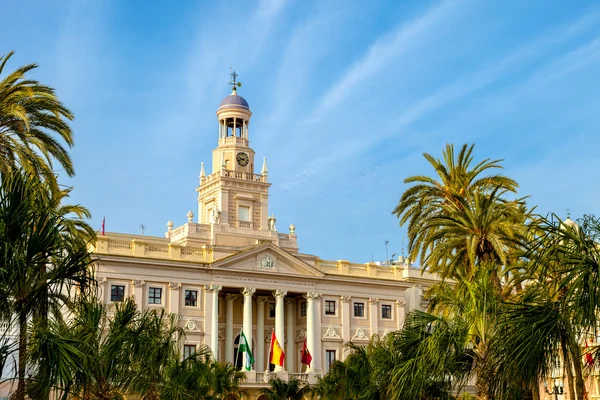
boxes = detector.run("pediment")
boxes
[211,243,324,277]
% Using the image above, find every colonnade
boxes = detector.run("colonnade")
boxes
[204,286,322,374]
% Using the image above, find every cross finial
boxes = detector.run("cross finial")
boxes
[229,68,241,90]
[566,207,571,219]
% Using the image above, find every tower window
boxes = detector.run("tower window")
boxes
[238,206,250,222]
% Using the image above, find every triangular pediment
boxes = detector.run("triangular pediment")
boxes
[211,243,324,277]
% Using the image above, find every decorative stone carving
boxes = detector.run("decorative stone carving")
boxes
[262,370,272,383]
[322,326,342,341]
[98,277,108,284]
[218,326,225,340]
[304,292,321,300]
[204,285,222,293]
[167,220,173,231]
[212,208,221,224]
[185,319,197,331]
[289,224,296,235]
[273,290,287,298]
[169,282,182,289]
[242,287,256,296]
[382,329,390,338]
[285,297,295,305]
[258,253,275,270]
[256,296,269,304]
[340,295,351,303]
[132,279,145,287]
[396,299,406,306]
[296,328,307,341]
[265,327,275,342]
[369,297,379,305]
[226,293,238,301]
[352,328,369,341]
[187,210,194,223]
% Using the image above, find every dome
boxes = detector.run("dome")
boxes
[218,89,250,111]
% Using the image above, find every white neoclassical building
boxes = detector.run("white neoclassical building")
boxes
[89,82,438,396]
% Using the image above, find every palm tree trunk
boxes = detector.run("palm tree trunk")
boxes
[532,381,540,400]
[16,308,27,400]
[570,344,585,400]
[563,345,576,400]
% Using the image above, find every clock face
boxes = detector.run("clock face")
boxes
[236,152,249,167]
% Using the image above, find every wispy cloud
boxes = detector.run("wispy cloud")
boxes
[312,0,464,118]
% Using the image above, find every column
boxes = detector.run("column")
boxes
[285,298,295,372]
[306,292,322,378]
[396,299,406,330]
[273,290,287,371]
[168,282,182,314]
[242,287,256,370]
[340,296,351,359]
[256,296,268,372]
[233,117,237,137]
[132,279,145,310]
[369,298,379,338]
[225,294,238,364]
[205,285,222,359]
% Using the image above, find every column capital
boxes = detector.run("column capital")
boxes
[369,297,379,304]
[169,282,182,289]
[256,296,269,303]
[340,295,352,303]
[132,279,145,287]
[396,299,406,306]
[273,290,287,298]
[285,297,295,305]
[304,292,321,300]
[242,287,256,296]
[226,293,239,301]
[205,284,222,293]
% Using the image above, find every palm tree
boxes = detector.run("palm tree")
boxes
[159,347,214,399]
[0,170,95,400]
[392,143,520,282]
[0,51,75,192]
[207,360,245,399]
[260,377,310,400]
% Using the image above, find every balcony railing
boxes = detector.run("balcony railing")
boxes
[237,220,252,229]
[288,373,308,383]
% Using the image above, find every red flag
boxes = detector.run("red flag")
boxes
[101,217,105,236]
[585,340,594,365]
[301,337,312,367]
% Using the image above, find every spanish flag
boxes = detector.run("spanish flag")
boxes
[269,330,285,367]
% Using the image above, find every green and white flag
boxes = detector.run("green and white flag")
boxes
[238,330,254,371]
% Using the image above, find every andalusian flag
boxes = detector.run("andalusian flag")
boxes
[269,330,285,367]
[238,330,254,371]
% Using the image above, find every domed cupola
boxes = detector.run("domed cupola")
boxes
[216,71,252,143]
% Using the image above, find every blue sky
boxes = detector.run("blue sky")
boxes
[2,0,599,263]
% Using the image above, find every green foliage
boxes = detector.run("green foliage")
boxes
[260,377,310,400]
[0,51,75,192]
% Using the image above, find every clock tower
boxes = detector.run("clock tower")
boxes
[196,73,272,235]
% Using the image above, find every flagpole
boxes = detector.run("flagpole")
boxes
[234,328,243,369]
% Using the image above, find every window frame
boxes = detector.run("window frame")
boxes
[300,301,307,317]
[353,302,365,318]
[148,287,163,305]
[268,302,276,319]
[183,344,196,359]
[381,304,393,320]
[325,349,336,373]
[184,289,198,307]
[110,285,125,302]
[324,300,336,316]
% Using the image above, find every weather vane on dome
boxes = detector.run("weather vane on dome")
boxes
[229,68,242,90]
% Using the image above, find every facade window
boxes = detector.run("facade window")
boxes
[183,344,196,359]
[382,304,392,319]
[325,350,336,373]
[325,300,336,315]
[149,287,162,305]
[185,290,198,307]
[111,285,125,302]
[354,302,365,317]
[269,302,276,318]
[300,301,307,317]
[238,206,250,222]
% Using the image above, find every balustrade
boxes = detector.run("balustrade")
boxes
[237,220,252,229]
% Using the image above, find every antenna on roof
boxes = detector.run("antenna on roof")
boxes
[140,224,146,236]
[385,240,389,266]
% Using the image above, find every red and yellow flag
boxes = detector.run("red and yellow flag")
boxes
[269,330,285,367]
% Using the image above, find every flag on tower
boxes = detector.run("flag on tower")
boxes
[238,330,254,371]
[269,330,285,367]
[101,217,105,236]
[301,337,312,367]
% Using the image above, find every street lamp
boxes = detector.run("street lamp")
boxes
[543,373,564,400]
